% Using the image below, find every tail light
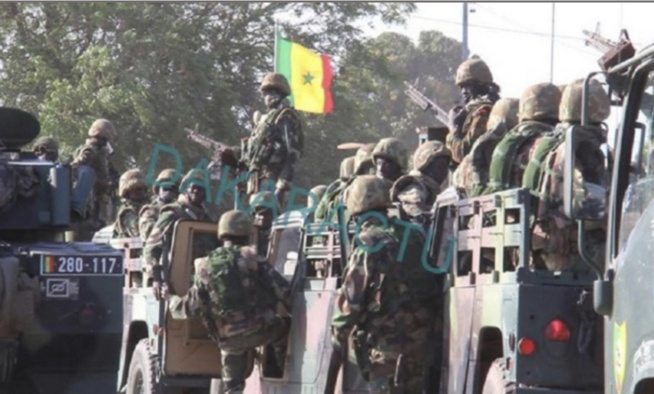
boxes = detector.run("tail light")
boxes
[518,337,536,355]
[545,319,571,342]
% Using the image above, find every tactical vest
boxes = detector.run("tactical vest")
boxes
[245,106,303,170]
[485,121,554,194]
[113,201,142,239]
[448,100,494,164]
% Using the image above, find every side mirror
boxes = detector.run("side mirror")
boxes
[563,125,607,221]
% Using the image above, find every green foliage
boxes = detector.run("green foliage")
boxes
[0,2,465,209]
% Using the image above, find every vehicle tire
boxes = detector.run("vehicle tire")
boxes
[481,358,516,394]
[126,339,160,394]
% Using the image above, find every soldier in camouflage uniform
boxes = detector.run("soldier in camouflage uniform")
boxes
[237,72,303,209]
[112,169,149,239]
[447,58,501,165]
[139,168,180,240]
[249,190,280,260]
[531,78,610,271]
[391,141,451,225]
[71,118,119,230]
[32,136,59,162]
[162,210,290,393]
[372,137,408,183]
[144,169,214,299]
[452,97,519,195]
[307,184,327,209]
[482,82,561,195]
[340,156,356,181]
[331,175,441,394]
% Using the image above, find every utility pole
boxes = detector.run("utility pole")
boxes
[462,2,469,61]
[549,3,555,83]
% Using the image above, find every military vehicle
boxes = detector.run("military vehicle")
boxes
[0,107,124,394]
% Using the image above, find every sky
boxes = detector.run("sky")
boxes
[360,2,654,143]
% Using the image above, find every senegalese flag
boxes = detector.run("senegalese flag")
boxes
[276,36,334,114]
[41,256,56,273]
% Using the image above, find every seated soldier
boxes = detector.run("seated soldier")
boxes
[163,210,291,393]
[371,137,408,183]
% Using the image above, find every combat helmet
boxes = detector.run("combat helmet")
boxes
[345,175,393,218]
[180,168,207,191]
[260,72,291,96]
[412,141,451,172]
[32,136,59,160]
[559,78,611,125]
[217,210,253,239]
[307,185,327,208]
[340,156,356,180]
[518,82,562,122]
[353,143,376,175]
[487,98,520,132]
[88,118,116,139]
[455,58,493,87]
[119,169,147,198]
[372,138,409,172]
[249,190,280,213]
[152,168,180,193]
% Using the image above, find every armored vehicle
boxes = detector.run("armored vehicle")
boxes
[0,107,124,394]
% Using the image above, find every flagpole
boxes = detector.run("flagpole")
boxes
[274,19,278,72]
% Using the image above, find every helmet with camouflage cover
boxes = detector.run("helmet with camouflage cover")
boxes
[32,136,59,160]
[307,185,327,208]
[180,168,207,191]
[354,143,376,175]
[152,168,180,193]
[88,118,116,139]
[260,72,291,96]
[249,190,280,212]
[372,138,409,171]
[218,210,253,239]
[487,98,520,131]
[345,175,393,218]
[119,169,147,198]
[518,82,562,122]
[340,156,356,179]
[412,140,451,171]
[559,78,611,124]
[455,58,493,86]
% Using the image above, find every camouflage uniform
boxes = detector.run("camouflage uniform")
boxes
[240,72,303,206]
[166,210,290,393]
[447,58,499,164]
[249,191,280,259]
[143,169,213,280]
[112,169,148,239]
[483,83,561,195]
[32,136,59,162]
[331,175,441,393]
[340,156,356,180]
[452,98,519,195]
[71,119,118,234]
[391,141,451,222]
[371,137,409,183]
[532,78,610,271]
[139,169,181,240]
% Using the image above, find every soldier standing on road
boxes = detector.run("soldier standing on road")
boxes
[371,137,408,183]
[31,136,59,163]
[144,169,213,298]
[162,210,291,394]
[331,175,440,393]
[447,58,501,165]
[112,169,149,239]
[139,168,180,241]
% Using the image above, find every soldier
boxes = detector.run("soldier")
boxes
[162,210,291,393]
[531,78,610,272]
[447,58,501,165]
[371,137,408,183]
[331,175,440,393]
[482,82,561,195]
[452,97,519,195]
[71,118,119,229]
[339,156,356,182]
[307,185,327,209]
[112,169,149,239]
[249,190,280,260]
[238,72,303,209]
[144,169,214,299]
[139,168,181,240]
[390,141,451,225]
[31,136,59,162]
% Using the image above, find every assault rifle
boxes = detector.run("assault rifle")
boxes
[582,28,636,99]
[404,80,451,126]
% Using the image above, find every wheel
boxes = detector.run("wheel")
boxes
[126,339,160,394]
[481,358,516,394]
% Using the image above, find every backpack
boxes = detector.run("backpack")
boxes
[484,121,554,194]
[447,100,494,164]
[521,128,565,199]
[315,178,353,222]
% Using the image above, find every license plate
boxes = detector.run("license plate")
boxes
[40,255,123,276]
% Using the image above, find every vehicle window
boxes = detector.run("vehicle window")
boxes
[619,71,654,251]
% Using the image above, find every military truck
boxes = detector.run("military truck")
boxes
[0,107,124,394]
